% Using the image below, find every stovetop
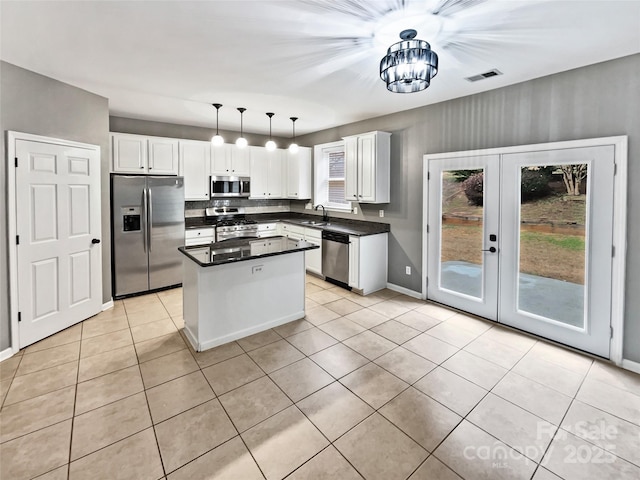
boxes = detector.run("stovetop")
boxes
[216,217,257,227]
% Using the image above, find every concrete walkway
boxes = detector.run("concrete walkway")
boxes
[441,261,584,327]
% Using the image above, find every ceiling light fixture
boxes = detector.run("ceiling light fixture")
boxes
[236,107,248,149]
[265,113,277,151]
[211,103,224,146]
[289,117,299,154]
[379,29,438,93]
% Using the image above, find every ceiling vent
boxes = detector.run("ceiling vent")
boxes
[465,69,503,82]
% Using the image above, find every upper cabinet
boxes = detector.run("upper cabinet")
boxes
[179,140,211,200]
[286,147,312,199]
[344,131,391,203]
[111,133,179,175]
[211,144,251,176]
[250,147,285,199]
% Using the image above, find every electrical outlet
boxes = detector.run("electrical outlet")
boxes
[379,210,384,218]
[252,265,263,274]
[405,266,411,275]
[353,207,358,215]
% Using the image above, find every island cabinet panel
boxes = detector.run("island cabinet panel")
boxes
[182,252,306,351]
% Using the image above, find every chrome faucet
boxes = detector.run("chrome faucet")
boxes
[314,204,329,222]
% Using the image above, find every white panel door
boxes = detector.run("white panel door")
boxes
[427,155,501,320]
[499,146,614,357]
[16,139,102,347]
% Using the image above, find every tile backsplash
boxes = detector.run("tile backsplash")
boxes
[185,199,290,217]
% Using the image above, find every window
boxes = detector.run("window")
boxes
[314,141,351,211]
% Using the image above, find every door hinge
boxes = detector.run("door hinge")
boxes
[427,172,430,180]
[16,235,19,245]
[426,277,428,287]
[613,163,617,175]
[610,326,613,339]
[18,312,21,322]
[15,157,18,167]
[426,224,429,234]
[612,245,615,257]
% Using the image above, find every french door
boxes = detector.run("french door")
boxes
[427,145,615,357]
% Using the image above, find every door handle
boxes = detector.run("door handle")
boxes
[147,187,153,252]
[482,247,497,253]
[91,238,101,244]
[142,187,148,254]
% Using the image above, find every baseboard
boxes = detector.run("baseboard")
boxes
[102,299,114,311]
[0,347,14,362]
[621,359,640,374]
[386,282,423,300]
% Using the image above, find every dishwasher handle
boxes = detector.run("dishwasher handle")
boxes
[321,230,350,244]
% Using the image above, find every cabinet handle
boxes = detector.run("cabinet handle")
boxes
[140,166,144,169]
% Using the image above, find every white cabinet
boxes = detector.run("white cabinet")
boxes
[281,223,304,240]
[304,228,322,275]
[344,131,391,203]
[111,133,179,175]
[257,223,279,238]
[211,144,251,176]
[179,140,211,200]
[348,233,388,295]
[185,227,215,246]
[250,147,285,199]
[286,147,312,199]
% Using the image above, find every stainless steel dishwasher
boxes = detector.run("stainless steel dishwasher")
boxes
[322,230,350,285]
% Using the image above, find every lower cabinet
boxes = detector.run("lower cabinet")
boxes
[257,223,278,238]
[185,228,215,246]
[304,228,322,276]
[349,233,388,295]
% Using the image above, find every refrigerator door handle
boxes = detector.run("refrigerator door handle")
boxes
[142,187,148,254]
[148,186,153,252]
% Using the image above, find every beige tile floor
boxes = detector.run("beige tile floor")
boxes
[1,275,639,479]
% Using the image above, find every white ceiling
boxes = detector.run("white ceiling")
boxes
[2,0,639,138]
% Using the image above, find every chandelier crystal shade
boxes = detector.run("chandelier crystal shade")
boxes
[265,113,277,151]
[236,107,248,149]
[289,117,299,153]
[210,103,224,146]
[380,29,438,93]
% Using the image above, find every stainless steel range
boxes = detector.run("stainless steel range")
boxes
[205,207,258,242]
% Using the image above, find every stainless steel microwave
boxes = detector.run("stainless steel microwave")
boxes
[210,176,250,197]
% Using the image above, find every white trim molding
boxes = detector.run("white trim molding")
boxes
[422,136,628,366]
[386,282,423,299]
[102,300,114,311]
[0,348,14,362]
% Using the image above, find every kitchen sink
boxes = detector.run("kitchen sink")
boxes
[300,220,327,226]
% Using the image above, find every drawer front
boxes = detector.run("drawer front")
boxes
[185,228,215,239]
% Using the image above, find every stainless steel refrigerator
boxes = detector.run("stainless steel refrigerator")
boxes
[111,175,185,298]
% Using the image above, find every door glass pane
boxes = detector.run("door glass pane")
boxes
[517,164,587,327]
[440,169,484,298]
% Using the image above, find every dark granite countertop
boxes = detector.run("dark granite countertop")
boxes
[178,236,318,267]
[185,212,390,236]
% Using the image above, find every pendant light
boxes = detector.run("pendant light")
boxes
[236,107,248,149]
[380,29,438,93]
[265,113,277,151]
[288,117,299,154]
[210,103,224,146]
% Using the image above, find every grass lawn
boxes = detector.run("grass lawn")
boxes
[441,224,585,284]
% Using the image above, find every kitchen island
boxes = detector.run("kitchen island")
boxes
[178,236,319,351]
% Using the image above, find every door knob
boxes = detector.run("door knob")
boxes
[482,247,497,253]
[92,238,101,244]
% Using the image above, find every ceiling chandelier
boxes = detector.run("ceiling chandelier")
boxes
[379,29,438,93]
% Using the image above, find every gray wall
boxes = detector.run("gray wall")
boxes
[294,54,640,363]
[0,61,110,351]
